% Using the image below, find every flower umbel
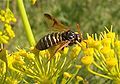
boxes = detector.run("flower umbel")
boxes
[0,8,16,44]
[81,27,120,81]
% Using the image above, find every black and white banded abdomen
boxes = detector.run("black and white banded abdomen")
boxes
[35,32,63,50]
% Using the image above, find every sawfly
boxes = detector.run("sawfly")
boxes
[35,13,83,60]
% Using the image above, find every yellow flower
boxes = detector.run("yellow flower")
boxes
[93,40,102,50]
[114,41,120,47]
[109,49,115,58]
[75,65,82,69]
[0,10,5,15]
[106,32,115,39]
[6,77,18,84]
[76,76,83,81]
[0,31,2,35]
[40,50,50,58]
[106,31,115,47]
[114,41,120,51]
[70,44,81,58]
[100,47,111,57]
[5,8,16,23]
[0,35,9,44]
[55,52,61,57]
[0,9,16,23]
[63,47,69,55]
[2,35,9,40]
[102,38,111,47]
[0,34,9,44]
[5,24,15,38]
[63,72,72,78]
[18,49,27,56]
[80,40,87,49]
[100,47,114,58]
[7,53,25,69]
[83,48,94,56]
[11,17,16,22]
[0,16,5,22]
[106,58,117,68]
[115,41,120,55]
[27,53,35,60]
[18,49,35,60]
[54,52,61,61]
[86,36,95,47]
[39,50,46,56]
[0,9,16,43]
[80,27,120,80]
[81,55,94,65]
[5,19,10,23]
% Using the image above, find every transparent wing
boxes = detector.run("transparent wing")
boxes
[47,41,70,62]
[44,13,70,32]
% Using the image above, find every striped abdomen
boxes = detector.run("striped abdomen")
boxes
[35,32,63,50]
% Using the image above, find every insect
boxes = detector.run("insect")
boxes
[35,13,83,58]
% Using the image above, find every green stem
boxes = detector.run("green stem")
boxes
[93,61,104,71]
[6,0,9,8]
[17,0,35,46]
[67,69,80,84]
[87,65,113,80]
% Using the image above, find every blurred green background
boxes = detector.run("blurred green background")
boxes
[1,0,120,50]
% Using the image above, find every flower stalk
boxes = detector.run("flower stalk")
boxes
[87,65,113,80]
[17,0,35,46]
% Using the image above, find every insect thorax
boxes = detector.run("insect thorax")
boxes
[62,30,82,44]
[62,30,76,41]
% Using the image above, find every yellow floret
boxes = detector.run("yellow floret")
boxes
[81,55,94,65]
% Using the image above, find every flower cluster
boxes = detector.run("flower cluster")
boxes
[29,46,84,83]
[81,26,120,82]
[0,8,16,44]
[1,25,120,83]
[2,44,83,83]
